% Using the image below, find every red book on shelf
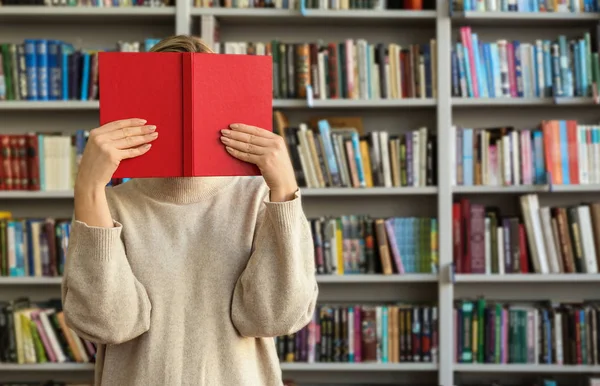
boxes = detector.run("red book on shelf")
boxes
[99,52,272,179]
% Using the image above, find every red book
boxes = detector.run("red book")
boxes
[518,223,529,273]
[452,202,462,273]
[566,120,579,184]
[99,52,272,179]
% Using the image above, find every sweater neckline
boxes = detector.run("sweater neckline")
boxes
[132,177,236,204]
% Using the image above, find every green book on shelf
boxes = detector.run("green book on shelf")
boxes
[1,44,14,101]
[29,318,47,363]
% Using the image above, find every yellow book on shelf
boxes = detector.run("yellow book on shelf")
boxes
[336,219,344,275]
[0,212,12,220]
[359,140,373,187]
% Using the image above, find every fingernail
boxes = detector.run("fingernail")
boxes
[221,129,231,136]
[150,132,159,138]
[226,146,233,152]
[144,144,152,149]
[220,136,229,143]
[230,124,241,129]
[138,119,147,124]
[148,125,157,131]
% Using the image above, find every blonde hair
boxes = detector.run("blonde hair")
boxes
[150,35,214,54]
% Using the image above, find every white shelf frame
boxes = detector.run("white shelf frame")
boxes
[5,3,600,385]
[455,364,600,373]
[454,274,600,283]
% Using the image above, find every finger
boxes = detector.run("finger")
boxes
[220,136,265,155]
[221,129,270,148]
[225,146,260,165]
[107,125,157,140]
[229,123,275,139]
[97,118,148,133]
[119,143,153,160]
[113,132,159,150]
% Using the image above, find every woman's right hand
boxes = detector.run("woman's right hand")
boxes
[75,118,158,192]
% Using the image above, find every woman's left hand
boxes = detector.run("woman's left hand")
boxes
[221,123,298,202]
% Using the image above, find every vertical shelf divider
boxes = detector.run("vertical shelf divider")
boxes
[436,1,453,385]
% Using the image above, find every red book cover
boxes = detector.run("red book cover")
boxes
[0,135,5,190]
[452,202,462,273]
[518,223,529,273]
[99,52,272,179]
[460,198,471,273]
[566,120,579,184]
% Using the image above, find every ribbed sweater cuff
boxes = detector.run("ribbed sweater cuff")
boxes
[264,190,303,235]
[71,220,123,262]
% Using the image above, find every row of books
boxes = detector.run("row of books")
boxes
[0,0,171,5]
[194,0,432,9]
[215,39,437,100]
[452,121,600,187]
[277,303,438,363]
[456,299,600,366]
[452,0,600,12]
[311,216,437,275]
[0,214,71,278]
[0,39,161,102]
[282,119,436,189]
[0,132,87,191]
[451,28,600,99]
[453,195,600,275]
[0,298,95,364]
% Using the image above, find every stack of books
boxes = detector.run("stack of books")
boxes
[277,303,438,363]
[453,195,600,274]
[452,0,600,12]
[0,214,71,278]
[0,39,162,102]
[451,28,600,99]
[283,120,435,189]
[0,131,87,192]
[452,121,600,187]
[455,299,600,365]
[217,39,437,100]
[0,298,95,365]
[311,215,438,275]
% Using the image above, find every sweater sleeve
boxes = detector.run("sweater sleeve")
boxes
[231,190,318,338]
[61,220,152,345]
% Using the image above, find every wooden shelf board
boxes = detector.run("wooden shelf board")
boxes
[303,187,437,196]
[452,11,600,26]
[0,277,63,285]
[0,363,95,371]
[316,274,438,283]
[452,97,595,107]
[455,364,600,373]
[454,274,600,283]
[280,362,437,371]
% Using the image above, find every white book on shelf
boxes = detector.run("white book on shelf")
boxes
[594,125,600,184]
[577,125,588,184]
[450,125,456,186]
[511,131,520,185]
[577,205,598,273]
[539,207,561,274]
[412,130,420,187]
[554,311,564,365]
[379,131,392,188]
[40,310,67,363]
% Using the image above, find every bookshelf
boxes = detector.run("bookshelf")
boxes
[3,1,600,386]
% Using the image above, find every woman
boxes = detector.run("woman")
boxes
[61,35,318,386]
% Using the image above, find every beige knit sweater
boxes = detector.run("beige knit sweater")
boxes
[61,177,318,386]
